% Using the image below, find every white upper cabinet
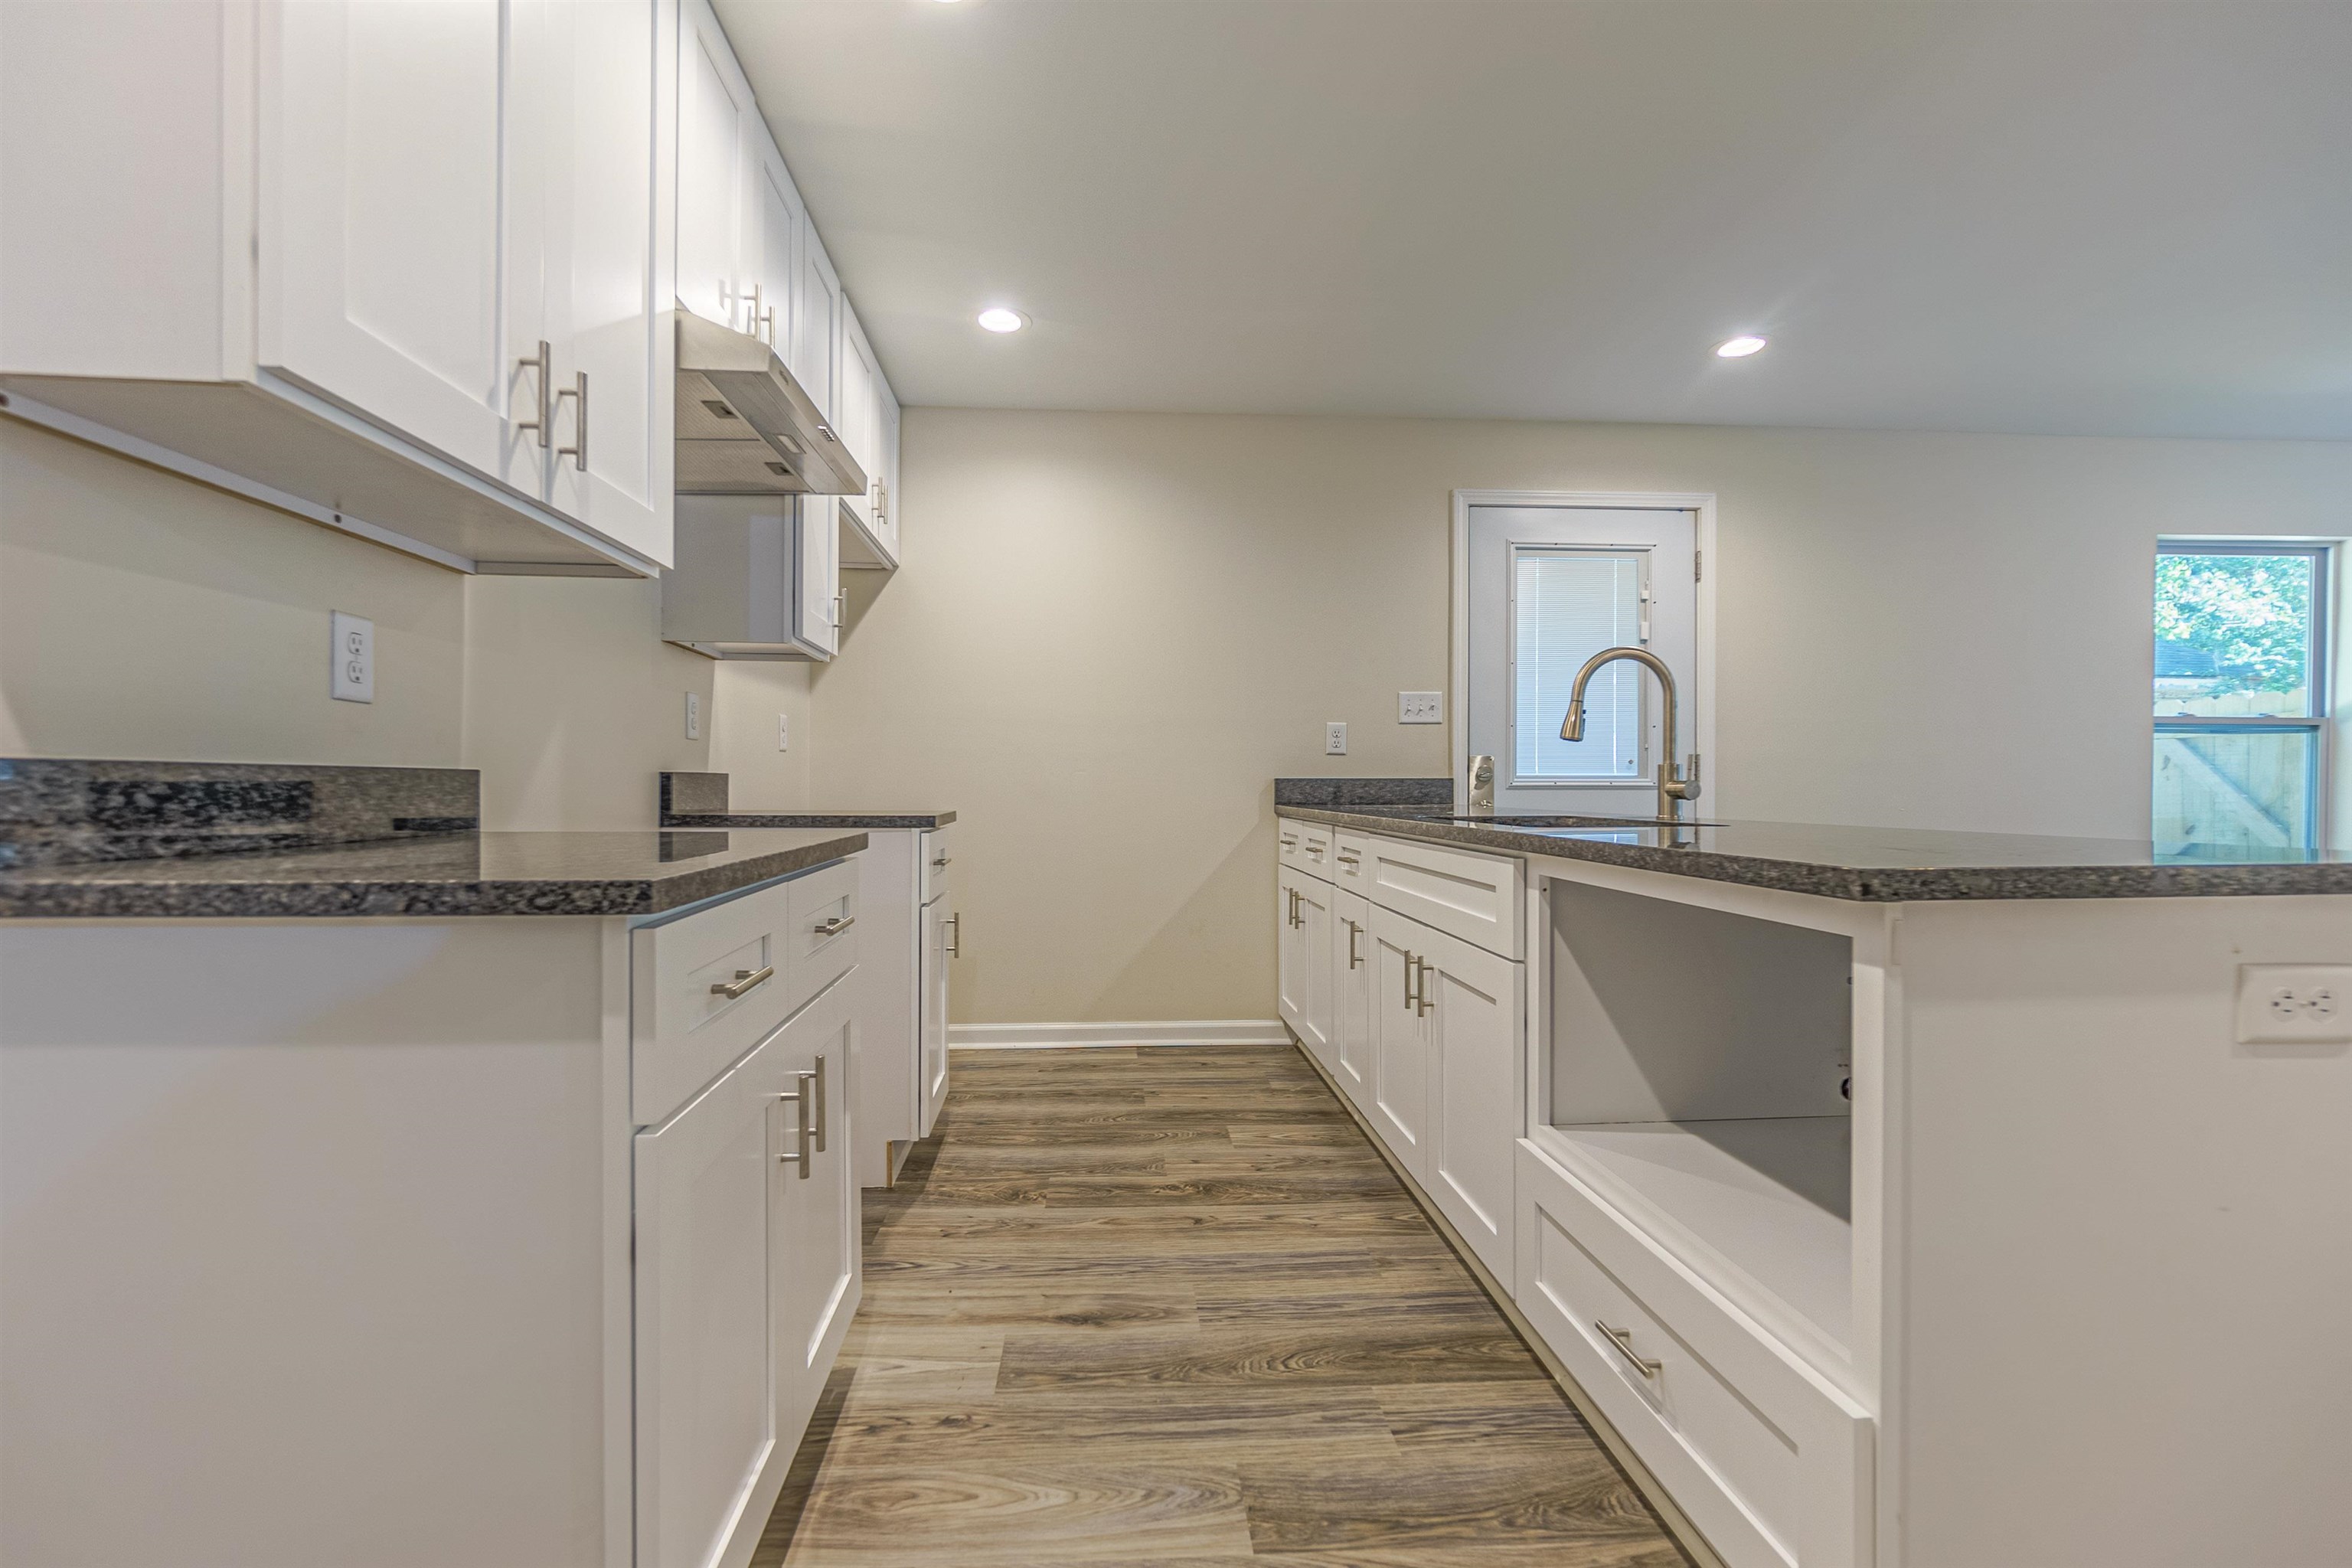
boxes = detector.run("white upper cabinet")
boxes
[263,0,511,480]
[794,228,842,424]
[0,0,676,574]
[675,2,748,332]
[837,302,900,570]
[749,143,803,358]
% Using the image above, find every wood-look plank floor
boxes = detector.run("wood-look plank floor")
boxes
[753,1044,1690,1567]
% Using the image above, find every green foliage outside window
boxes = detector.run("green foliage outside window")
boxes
[2153,553,2312,696]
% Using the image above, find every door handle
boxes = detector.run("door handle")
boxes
[514,340,550,448]
[812,1054,828,1152]
[773,1084,812,1178]
[711,964,774,1000]
[554,370,587,471]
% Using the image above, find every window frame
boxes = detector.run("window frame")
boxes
[2152,537,2334,849]
[1504,541,1655,789]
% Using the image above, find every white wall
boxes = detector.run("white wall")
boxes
[797,408,2350,1027]
[2,420,714,828]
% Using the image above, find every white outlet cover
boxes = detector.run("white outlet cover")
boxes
[684,691,702,741]
[778,712,791,751]
[330,611,374,704]
[1399,691,1443,724]
[2235,964,2352,1044]
[1325,721,1348,756]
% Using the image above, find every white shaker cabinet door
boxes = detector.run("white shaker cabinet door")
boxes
[797,495,840,658]
[771,983,860,1450]
[1293,870,1335,1063]
[794,227,841,423]
[1331,888,1375,1108]
[1276,867,1306,1035]
[919,897,953,1136]
[676,0,749,331]
[633,1030,789,1568]
[749,139,803,359]
[541,0,673,564]
[1420,923,1521,1282]
[261,0,512,479]
[1367,905,1432,1180]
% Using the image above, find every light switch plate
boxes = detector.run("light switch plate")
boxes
[1399,691,1442,724]
[329,612,373,703]
[2236,965,2352,1044]
[1325,721,1348,756]
[684,691,701,741]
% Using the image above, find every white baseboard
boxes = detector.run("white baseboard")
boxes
[948,1019,1290,1050]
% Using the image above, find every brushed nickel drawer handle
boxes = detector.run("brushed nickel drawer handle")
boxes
[776,1079,813,1177]
[1346,920,1363,969]
[712,964,774,999]
[931,855,951,868]
[1596,1321,1661,1379]
[812,1054,828,1152]
[1337,853,1360,865]
[814,915,855,937]
[946,913,961,956]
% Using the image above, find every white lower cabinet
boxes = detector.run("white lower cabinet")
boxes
[844,825,957,1189]
[1367,903,1432,1175]
[1331,887,1375,1106]
[1419,920,1521,1283]
[1517,1139,1872,1568]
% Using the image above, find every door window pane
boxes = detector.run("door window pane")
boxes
[2154,550,2318,718]
[2153,728,2318,852]
[1515,550,1643,780]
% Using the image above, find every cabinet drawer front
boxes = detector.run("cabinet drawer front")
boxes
[920,825,954,905]
[780,859,860,1018]
[1514,1142,1872,1568]
[632,867,822,1126]
[1332,831,1373,890]
[1276,817,1334,879]
[1365,834,1521,959]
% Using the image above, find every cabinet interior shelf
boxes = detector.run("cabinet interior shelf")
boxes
[1538,1116,1854,1351]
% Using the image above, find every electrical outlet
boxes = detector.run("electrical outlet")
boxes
[684,691,701,741]
[1399,691,1442,724]
[2235,965,2352,1044]
[777,712,790,751]
[1325,721,1348,756]
[329,612,374,703]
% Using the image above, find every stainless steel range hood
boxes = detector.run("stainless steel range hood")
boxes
[675,307,868,497]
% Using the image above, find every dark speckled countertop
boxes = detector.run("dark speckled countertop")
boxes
[0,828,867,919]
[656,770,952,830]
[1282,805,2352,901]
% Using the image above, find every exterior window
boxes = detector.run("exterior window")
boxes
[1513,548,1645,782]
[2153,543,2331,851]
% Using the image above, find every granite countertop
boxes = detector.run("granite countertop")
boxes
[0,827,868,919]
[1280,804,2352,901]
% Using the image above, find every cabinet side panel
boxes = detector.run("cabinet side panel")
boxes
[0,920,609,1568]
[0,0,226,377]
[1894,897,2352,1568]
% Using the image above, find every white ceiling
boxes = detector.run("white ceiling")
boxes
[714,0,2351,439]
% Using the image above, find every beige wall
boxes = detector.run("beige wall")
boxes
[2,420,714,828]
[799,408,2350,1027]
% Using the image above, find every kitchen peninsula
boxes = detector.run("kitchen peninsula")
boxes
[1275,783,2352,1568]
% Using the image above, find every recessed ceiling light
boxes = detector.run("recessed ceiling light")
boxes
[976,308,1027,334]
[1714,335,1769,358]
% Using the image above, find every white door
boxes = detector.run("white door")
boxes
[1465,505,1699,818]
[795,229,841,420]
[1332,888,1374,1106]
[633,1030,786,1568]
[772,987,858,1449]
[1368,904,1429,1178]
[749,139,802,354]
[1423,923,1521,1281]
[1292,872,1335,1063]
[919,897,952,1136]
[676,0,746,328]
[541,0,672,562]
[262,0,511,478]
[795,496,839,658]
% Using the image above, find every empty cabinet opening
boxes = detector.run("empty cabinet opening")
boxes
[1544,880,1854,1350]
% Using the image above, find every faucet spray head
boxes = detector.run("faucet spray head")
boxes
[1559,700,1585,743]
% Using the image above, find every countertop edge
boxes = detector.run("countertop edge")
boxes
[663,810,957,830]
[0,831,870,920]
[1276,806,2352,902]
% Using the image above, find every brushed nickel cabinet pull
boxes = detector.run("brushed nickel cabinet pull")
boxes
[554,371,588,470]
[946,913,961,956]
[515,340,550,446]
[1337,852,1360,865]
[1346,920,1363,969]
[711,964,774,1000]
[812,1055,828,1152]
[815,915,855,937]
[1597,1321,1661,1379]
[1403,951,1419,1011]
[1417,957,1436,1017]
[931,855,951,868]
[773,1087,809,1174]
